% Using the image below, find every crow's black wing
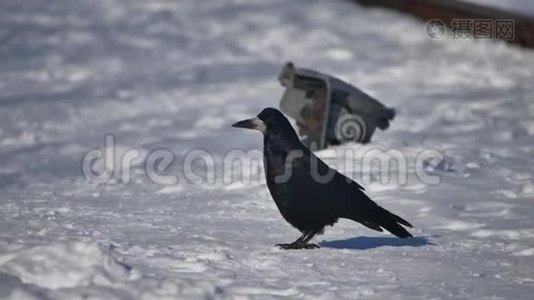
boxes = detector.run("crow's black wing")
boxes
[292,149,413,237]
[308,148,365,191]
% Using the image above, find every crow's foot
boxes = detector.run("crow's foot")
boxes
[275,243,320,250]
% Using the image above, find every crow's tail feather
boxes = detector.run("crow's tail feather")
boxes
[381,220,413,238]
[374,206,413,238]
[347,205,413,238]
[387,210,412,228]
[360,221,383,232]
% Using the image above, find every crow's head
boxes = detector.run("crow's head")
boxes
[231,107,295,136]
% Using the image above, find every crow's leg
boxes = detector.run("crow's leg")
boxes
[299,229,320,249]
[276,230,320,250]
[276,232,307,249]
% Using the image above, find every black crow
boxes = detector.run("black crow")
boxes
[232,107,413,249]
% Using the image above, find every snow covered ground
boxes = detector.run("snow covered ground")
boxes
[1,0,534,299]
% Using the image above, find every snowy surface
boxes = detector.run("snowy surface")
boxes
[1,0,534,299]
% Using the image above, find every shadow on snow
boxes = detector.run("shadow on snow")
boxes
[319,236,433,250]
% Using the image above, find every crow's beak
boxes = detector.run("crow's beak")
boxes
[231,117,266,132]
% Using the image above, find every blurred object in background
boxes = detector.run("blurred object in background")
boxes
[354,0,534,48]
[278,62,395,150]
[463,0,534,15]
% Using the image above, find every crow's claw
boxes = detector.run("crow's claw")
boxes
[301,243,320,249]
